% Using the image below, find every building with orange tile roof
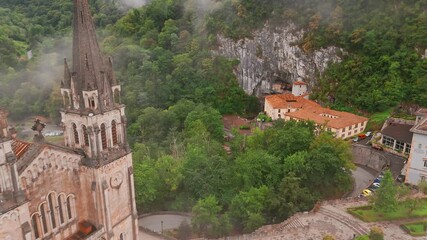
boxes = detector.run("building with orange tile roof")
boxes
[264,93,368,139]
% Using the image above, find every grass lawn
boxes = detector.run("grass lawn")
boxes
[366,107,394,131]
[401,221,427,236]
[348,198,427,222]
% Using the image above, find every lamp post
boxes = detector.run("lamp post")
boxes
[161,220,164,234]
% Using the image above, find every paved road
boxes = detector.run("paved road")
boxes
[139,214,191,233]
[139,230,164,240]
[349,166,377,197]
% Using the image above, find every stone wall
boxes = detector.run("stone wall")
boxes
[352,145,386,172]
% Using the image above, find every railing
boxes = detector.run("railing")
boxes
[84,227,105,240]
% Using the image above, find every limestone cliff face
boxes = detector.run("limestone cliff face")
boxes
[216,24,342,96]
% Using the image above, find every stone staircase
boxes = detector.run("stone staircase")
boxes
[279,216,307,231]
[318,206,369,236]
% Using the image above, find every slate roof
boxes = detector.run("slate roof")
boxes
[381,123,414,143]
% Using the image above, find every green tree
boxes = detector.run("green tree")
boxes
[233,149,282,190]
[270,173,317,220]
[229,186,271,233]
[372,170,397,213]
[191,195,221,238]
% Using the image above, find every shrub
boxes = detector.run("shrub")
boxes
[418,179,427,194]
[322,235,335,240]
[177,220,192,240]
[369,226,384,240]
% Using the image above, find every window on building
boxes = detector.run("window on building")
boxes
[72,123,79,145]
[114,89,120,104]
[111,121,118,146]
[89,97,96,109]
[82,125,89,146]
[101,124,107,150]
[395,141,404,151]
[382,136,394,148]
[31,214,40,239]
[341,134,345,138]
[57,195,65,224]
[354,130,357,134]
[278,109,281,113]
[424,161,427,168]
[419,144,423,149]
[349,125,352,130]
[40,203,48,234]
[405,144,411,154]
[120,233,125,240]
[356,123,359,128]
[48,193,56,229]
[67,196,73,220]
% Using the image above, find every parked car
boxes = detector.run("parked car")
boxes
[373,178,381,184]
[366,131,372,137]
[372,182,380,188]
[353,137,359,142]
[361,189,373,197]
[358,133,367,140]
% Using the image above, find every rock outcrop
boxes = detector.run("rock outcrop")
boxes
[215,24,342,96]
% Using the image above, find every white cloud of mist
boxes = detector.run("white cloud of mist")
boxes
[116,0,149,9]
[185,0,223,31]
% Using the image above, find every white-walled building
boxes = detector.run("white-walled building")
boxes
[405,109,427,185]
[291,81,308,97]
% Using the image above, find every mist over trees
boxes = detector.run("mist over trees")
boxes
[0,0,123,119]
[1,0,425,236]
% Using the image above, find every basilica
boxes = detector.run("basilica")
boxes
[0,0,138,239]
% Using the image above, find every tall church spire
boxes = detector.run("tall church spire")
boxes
[61,0,126,161]
[62,0,118,112]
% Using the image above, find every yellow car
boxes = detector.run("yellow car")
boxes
[361,189,372,197]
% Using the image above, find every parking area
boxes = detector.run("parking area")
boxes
[349,166,377,197]
[351,139,407,198]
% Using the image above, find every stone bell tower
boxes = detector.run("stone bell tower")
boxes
[60,0,138,239]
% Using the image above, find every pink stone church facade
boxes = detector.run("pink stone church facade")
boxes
[0,0,138,239]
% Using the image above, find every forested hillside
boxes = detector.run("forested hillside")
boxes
[1,0,426,236]
[0,0,122,119]
[208,0,427,112]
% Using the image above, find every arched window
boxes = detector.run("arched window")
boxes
[101,124,107,150]
[40,203,48,234]
[48,193,57,229]
[72,123,79,145]
[67,196,73,220]
[31,214,40,239]
[82,125,90,146]
[114,89,120,104]
[57,195,65,224]
[120,233,125,240]
[111,120,118,146]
